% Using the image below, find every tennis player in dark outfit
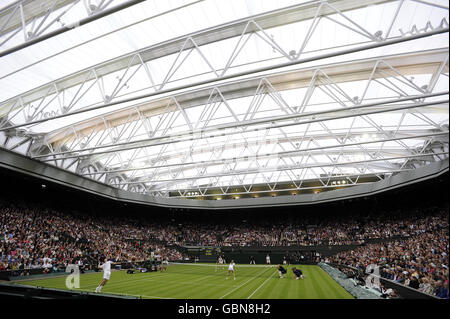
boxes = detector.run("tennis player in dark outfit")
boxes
[292,267,304,280]
[277,264,287,278]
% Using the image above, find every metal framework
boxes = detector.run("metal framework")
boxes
[0,0,149,56]
[0,0,448,202]
[1,0,449,129]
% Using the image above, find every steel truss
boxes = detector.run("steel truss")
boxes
[0,0,148,55]
[0,0,448,200]
[4,49,445,197]
[0,0,448,131]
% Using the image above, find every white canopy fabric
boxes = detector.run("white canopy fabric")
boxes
[0,0,448,199]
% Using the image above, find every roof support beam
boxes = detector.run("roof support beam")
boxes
[109,152,448,187]
[0,5,447,133]
[32,92,449,160]
[0,0,147,57]
[80,132,448,177]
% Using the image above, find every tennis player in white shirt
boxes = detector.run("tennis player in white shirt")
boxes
[226,260,236,280]
[95,258,116,293]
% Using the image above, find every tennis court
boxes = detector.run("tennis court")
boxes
[12,263,353,299]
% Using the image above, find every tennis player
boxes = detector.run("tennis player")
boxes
[292,267,304,280]
[226,260,236,280]
[216,255,222,271]
[277,264,287,278]
[95,258,116,293]
[217,255,227,271]
[161,256,169,272]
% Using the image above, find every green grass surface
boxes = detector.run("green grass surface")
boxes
[13,263,353,299]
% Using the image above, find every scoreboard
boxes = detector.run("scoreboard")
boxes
[187,247,221,256]
[204,247,221,256]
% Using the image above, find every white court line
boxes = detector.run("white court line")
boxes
[82,264,209,289]
[16,266,241,297]
[80,274,182,295]
[140,294,175,299]
[219,266,271,299]
[81,272,173,289]
[18,270,173,290]
[87,265,231,292]
[171,262,271,268]
[109,292,175,299]
[11,270,102,282]
[13,262,196,283]
[247,271,275,299]
[96,268,233,298]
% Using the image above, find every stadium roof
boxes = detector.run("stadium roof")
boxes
[0,0,448,207]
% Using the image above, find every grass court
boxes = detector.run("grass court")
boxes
[13,263,353,299]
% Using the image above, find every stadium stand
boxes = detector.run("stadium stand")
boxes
[1,172,448,299]
[329,227,449,298]
[0,0,448,307]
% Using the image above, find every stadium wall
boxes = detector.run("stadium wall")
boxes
[188,245,361,264]
[0,282,140,299]
[221,252,317,265]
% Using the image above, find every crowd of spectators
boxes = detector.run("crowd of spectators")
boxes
[1,195,448,299]
[160,206,448,247]
[330,225,449,299]
[0,202,186,272]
